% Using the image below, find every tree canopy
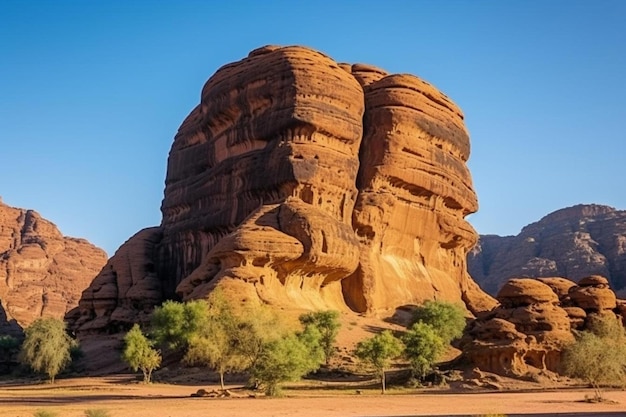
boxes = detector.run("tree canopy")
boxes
[298,310,340,365]
[251,332,322,396]
[19,318,72,383]
[354,330,404,394]
[150,299,210,350]
[184,292,257,389]
[122,324,161,383]
[411,300,466,344]
[402,322,445,378]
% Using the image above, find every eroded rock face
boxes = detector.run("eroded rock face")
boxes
[69,45,493,337]
[0,200,107,335]
[344,72,486,313]
[469,204,626,295]
[462,275,625,377]
[66,228,163,334]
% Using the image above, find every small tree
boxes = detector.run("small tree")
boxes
[411,301,466,344]
[299,310,340,365]
[184,293,253,390]
[151,299,210,351]
[19,318,72,383]
[561,315,626,400]
[122,324,161,383]
[252,332,322,396]
[402,322,445,379]
[354,330,404,394]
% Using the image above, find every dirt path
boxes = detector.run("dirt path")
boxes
[1,377,626,417]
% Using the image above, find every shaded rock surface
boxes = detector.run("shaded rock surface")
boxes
[0,200,107,336]
[462,275,624,377]
[469,204,626,295]
[69,45,494,341]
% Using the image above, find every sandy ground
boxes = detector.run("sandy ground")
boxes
[2,376,626,417]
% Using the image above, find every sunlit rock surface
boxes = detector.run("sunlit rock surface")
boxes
[69,45,493,338]
[0,200,106,335]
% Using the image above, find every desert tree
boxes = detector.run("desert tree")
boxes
[402,322,445,379]
[299,310,340,365]
[411,300,466,344]
[122,324,162,383]
[19,318,72,383]
[354,330,404,394]
[150,299,210,351]
[184,292,256,390]
[561,314,626,400]
[251,331,323,396]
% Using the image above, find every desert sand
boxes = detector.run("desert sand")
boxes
[2,376,626,417]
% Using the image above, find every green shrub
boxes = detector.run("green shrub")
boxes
[299,310,340,365]
[251,333,322,396]
[84,409,111,417]
[561,314,626,400]
[150,299,210,350]
[33,410,59,417]
[411,300,466,344]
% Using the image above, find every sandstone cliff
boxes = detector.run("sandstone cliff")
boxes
[69,45,494,338]
[0,200,107,336]
[469,204,626,295]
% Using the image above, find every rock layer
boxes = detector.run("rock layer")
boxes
[69,45,493,338]
[469,204,626,295]
[0,200,107,335]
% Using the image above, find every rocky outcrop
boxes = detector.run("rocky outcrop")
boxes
[69,45,494,338]
[462,275,624,377]
[66,228,163,335]
[469,204,626,295]
[0,200,107,335]
[345,72,485,313]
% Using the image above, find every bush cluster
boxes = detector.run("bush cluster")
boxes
[354,301,466,393]
[135,292,341,395]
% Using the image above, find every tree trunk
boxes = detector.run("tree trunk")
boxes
[220,369,225,390]
[381,369,386,394]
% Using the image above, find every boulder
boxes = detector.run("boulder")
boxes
[463,278,574,377]
[535,277,577,300]
[568,276,617,311]
[497,279,559,307]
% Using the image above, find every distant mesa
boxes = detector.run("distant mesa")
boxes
[67,44,495,351]
[469,204,626,296]
[0,200,107,337]
[465,203,626,378]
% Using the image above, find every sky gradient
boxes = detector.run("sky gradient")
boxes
[2,1,625,255]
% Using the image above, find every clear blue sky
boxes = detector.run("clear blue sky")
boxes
[2,1,625,255]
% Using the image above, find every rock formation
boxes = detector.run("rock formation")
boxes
[68,45,494,339]
[0,200,107,336]
[462,275,624,377]
[468,204,626,295]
